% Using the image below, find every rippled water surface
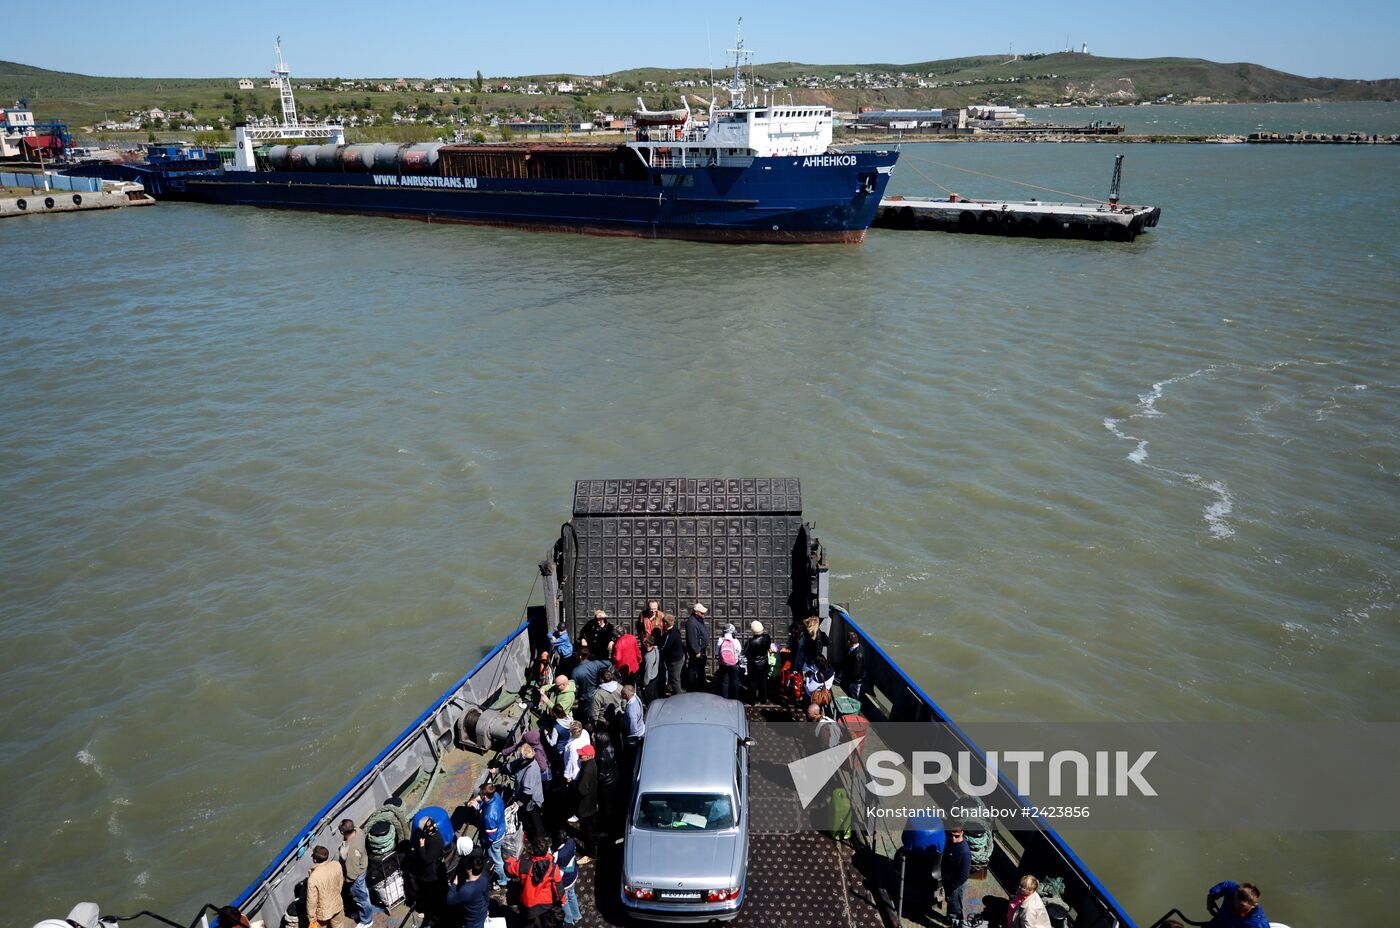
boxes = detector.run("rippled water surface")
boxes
[2,137,1397,926]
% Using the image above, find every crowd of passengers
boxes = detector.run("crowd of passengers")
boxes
[238,602,1269,928]
[421,600,865,927]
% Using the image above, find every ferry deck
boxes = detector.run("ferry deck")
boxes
[220,479,1137,928]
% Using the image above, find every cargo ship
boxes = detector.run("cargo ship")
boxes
[31,479,1282,928]
[75,39,897,244]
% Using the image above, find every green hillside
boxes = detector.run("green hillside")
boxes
[2,53,1395,141]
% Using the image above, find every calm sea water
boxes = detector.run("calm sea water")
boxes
[3,116,1398,927]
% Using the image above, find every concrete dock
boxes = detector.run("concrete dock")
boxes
[0,184,155,218]
[874,195,1161,241]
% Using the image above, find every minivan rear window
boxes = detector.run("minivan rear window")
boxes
[637,792,736,830]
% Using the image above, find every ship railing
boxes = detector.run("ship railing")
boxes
[646,148,753,169]
[828,606,1134,928]
[635,126,707,144]
[225,618,536,928]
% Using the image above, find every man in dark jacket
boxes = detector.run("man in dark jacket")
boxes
[1205,881,1269,928]
[659,613,685,695]
[940,823,972,927]
[840,631,866,700]
[573,744,599,863]
[444,856,491,928]
[684,603,710,691]
[592,727,620,837]
[578,610,615,661]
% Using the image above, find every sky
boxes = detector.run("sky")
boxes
[2,0,1396,81]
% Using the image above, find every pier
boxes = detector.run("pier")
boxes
[0,169,154,218]
[0,184,155,218]
[874,195,1161,241]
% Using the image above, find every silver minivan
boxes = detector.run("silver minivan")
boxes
[620,692,750,923]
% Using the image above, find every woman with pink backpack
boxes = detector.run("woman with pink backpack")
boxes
[716,624,742,699]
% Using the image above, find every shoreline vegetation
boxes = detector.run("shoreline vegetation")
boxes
[4,52,1395,145]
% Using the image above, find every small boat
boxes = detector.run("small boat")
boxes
[634,96,691,127]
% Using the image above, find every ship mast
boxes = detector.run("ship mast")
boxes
[725,18,753,108]
[231,38,345,172]
[273,36,298,128]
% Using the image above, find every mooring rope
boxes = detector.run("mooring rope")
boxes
[903,153,1107,204]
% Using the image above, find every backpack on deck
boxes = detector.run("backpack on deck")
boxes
[719,637,739,666]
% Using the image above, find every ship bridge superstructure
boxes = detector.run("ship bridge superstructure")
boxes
[626,21,837,168]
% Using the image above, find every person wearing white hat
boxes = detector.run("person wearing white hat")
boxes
[685,603,710,691]
[744,620,773,705]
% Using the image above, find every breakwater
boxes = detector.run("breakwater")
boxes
[0,186,154,217]
[1247,130,1399,144]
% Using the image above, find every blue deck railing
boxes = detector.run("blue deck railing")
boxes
[227,620,533,925]
[831,605,1137,928]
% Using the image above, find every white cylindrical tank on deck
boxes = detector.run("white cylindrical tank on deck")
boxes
[372,143,409,172]
[289,145,316,170]
[400,142,444,175]
[339,144,377,172]
[313,143,343,169]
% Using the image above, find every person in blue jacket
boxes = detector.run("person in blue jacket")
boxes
[467,782,508,891]
[1206,881,1268,928]
[549,625,574,676]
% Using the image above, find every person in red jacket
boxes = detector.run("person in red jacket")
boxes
[613,630,641,683]
[505,837,563,927]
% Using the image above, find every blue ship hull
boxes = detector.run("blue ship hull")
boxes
[181,151,897,243]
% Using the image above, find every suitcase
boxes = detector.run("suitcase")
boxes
[840,713,870,761]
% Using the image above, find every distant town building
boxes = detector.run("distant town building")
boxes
[857,108,944,128]
[238,78,255,90]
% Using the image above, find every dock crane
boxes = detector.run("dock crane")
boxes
[1108,153,1124,209]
